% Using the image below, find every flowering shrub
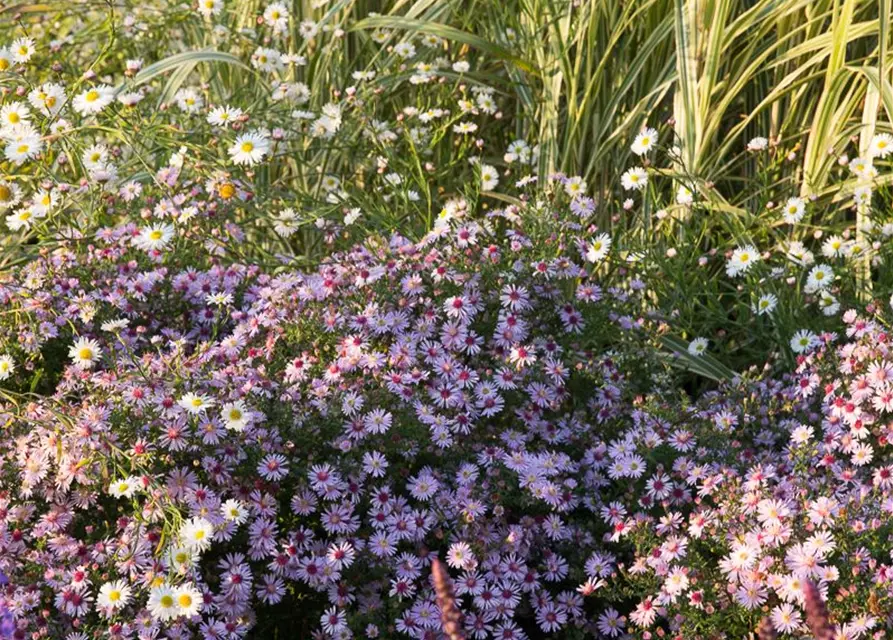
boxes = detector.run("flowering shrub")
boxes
[596,310,893,640]
[0,195,677,638]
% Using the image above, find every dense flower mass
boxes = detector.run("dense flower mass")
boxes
[3,189,893,638]
[0,196,663,638]
[1,0,893,638]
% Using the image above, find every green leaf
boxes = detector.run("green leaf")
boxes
[660,335,737,382]
[116,50,250,96]
[351,15,539,76]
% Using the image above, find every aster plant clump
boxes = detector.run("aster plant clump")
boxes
[0,194,678,638]
[593,310,893,640]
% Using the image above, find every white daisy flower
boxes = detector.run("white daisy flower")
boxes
[0,180,23,210]
[72,85,115,115]
[621,167,648,191]
[631,127,658,155]
[11,38,35,63]
[97,580,132,614]
[480,164,499,191]
[781,197,805,224]
[4,125,43,165]
[178,392,215,414]
[790,329,819,354]
[228,130,270,165]
[101,318,130,332]
[197,0,224,18]
[726,245,760,277]
[69,337,102,369]
[134,224,175,251]
[747,136,769,151]
[221,401,249,431]
[869,133,893,158]
[0,354,14,380]
[805,263,833,292]
[207,105,243,127]
[221,498,248,524]
[586,233,612,263]
[174,583,202,618]
[108,476,141,498]
[564,176,587,199]
[688,338,709,356]
[752,293,777,316]
[147,585,179,621]
[179,516,214,552]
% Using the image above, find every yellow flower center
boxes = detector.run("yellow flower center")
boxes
[149,230,163,241]
[8,113,19,124]
[241,142,254,153]
[218,183,236,199]
[0,59,9,71]
[17,144,29,154]
[178,594,193,608]
[78,347,93,360]
[160,595,174,608]
[191,398,204,407]
[229,409,242,420]
[109,590,121,602]
[0,185,10,201]
[85,90,100,102]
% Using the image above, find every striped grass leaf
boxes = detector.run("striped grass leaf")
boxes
[660,335,737,382]
[350,15,540,75]
[117,50,252,96]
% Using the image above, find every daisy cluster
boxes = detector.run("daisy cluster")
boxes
[0,0,511,252]
[604,124,893,364]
